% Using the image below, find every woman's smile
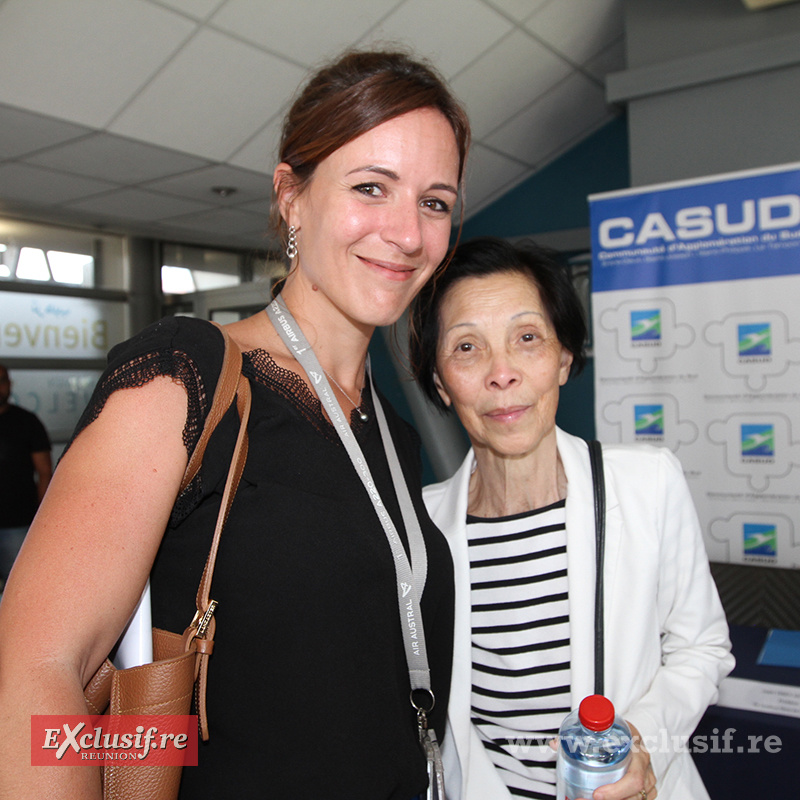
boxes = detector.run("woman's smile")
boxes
[483,405,529,423]
[357,254,419,280]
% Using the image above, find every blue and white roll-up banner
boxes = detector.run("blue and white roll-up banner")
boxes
[590,163,800,568]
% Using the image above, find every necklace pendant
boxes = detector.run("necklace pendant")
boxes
[358,410,369,422]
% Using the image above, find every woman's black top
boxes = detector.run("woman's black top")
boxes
[72,316,454,800]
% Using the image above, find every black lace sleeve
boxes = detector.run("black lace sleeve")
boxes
[66,316,226,458]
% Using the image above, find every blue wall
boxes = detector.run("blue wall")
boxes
[461,115,630,239]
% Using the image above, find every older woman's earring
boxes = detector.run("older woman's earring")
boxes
[286,225,298,260]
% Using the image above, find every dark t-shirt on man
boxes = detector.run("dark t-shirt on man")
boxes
[0,405,51,527]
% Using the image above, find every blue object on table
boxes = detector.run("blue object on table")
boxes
[758,628,800,668]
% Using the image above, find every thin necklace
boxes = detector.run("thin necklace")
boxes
[324,370,369,422]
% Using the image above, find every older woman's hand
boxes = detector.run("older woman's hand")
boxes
[592,722,657,800]
[549,721,657,800]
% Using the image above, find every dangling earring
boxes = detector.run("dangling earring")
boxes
[286,225,298,261]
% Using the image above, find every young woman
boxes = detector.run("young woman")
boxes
[409,237,734,800]
[0,50,470,800]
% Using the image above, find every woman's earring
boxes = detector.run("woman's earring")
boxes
[286,225,298,261]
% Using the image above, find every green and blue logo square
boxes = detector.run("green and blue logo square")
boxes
[743,523,777,557]
[631,309,661,342]
[741,424,775,458]
[634,404,664,437]
[738,323,771,357]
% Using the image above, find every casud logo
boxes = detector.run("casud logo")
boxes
[634,405,664,438]
[738,323,771,358]
[743,523,777,558]
[598,195,800,249]
[740,424,775,459]
[31,715,198,767]
[630,309,661,342]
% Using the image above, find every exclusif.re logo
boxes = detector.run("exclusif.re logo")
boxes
[31,715,198,767]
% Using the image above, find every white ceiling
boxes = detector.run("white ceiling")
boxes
[0,0,624,253]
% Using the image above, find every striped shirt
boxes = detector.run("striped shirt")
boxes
[468,500,571,799]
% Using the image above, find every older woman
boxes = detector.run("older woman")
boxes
[409,237,733,800]
[0,50,469,800]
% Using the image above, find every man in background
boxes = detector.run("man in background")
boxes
[0,363,52,591]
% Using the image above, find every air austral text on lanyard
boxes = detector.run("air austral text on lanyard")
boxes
[267,294,444,800]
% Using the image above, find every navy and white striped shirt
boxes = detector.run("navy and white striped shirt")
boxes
[468,500,571,799]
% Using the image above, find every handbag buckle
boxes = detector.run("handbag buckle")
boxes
[192,600,218,638]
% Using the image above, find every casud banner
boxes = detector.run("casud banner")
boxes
[592,164,800,292]
[590,163,800,569]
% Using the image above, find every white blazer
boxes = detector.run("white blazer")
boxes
[423,428,734,800]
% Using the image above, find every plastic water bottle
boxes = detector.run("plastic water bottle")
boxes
[556,694,632,800]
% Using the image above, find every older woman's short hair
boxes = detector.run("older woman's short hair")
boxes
[409,236,588,412]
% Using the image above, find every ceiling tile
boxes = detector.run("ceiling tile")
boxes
[362,0,513,78]
[462,143,530,215]
[0,105,93,161]
[450,28,573,139]
[150,0,223,20]
[0,163,117,204]
[109,29,306,161]
[163,206,268,237]
[237,197,273,218]
[210,0,401,65]
[584,36,626,83]
[0,0,196,127]
[228,114,284,175]
[144,164,273,204]
[66,188,213,222]
[483,0,553,23]
[25,133,212,184]
[523,0,624,65]
[0,0,625,250]
[486,72,612,166]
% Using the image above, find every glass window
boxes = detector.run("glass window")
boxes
[161,243,242,295]
[161,266,197,294]
[16,247,51,281]
[47,250,94,285]
[0,218,124,291]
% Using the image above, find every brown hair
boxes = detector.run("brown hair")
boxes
[270,48,471,250]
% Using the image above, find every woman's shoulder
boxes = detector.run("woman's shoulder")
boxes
[108,315,224,369]
[596,440,688,503]
[601,440,683,472]
[557,429,685,488]
[67,317,227,454]
[107,316,226,400]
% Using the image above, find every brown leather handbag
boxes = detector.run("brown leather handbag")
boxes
[83,323,251,800]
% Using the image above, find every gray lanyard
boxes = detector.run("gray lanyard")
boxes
[266,295,434,703]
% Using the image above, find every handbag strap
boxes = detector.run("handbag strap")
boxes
[180,322,244,493]
[181,321,252,740]
[588,439,605,697]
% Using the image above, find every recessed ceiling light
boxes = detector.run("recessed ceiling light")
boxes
[211,186,238,198]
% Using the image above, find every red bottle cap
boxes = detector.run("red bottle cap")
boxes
[578,694,615,732]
